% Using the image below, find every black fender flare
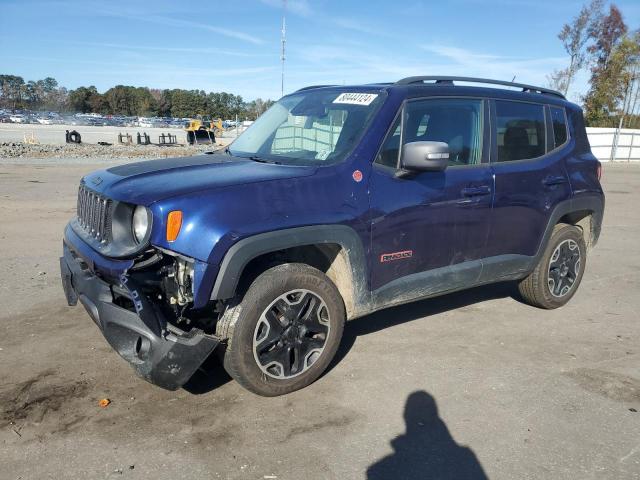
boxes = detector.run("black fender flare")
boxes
[533,193,604,262]
[210,225,369,312]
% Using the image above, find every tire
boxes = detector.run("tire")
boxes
[518,224,587,309]
[68,130,81,144]
[219,263,345,396]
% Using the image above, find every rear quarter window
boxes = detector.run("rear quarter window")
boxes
[550,106,568,148]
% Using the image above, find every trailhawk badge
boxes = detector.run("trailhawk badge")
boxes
[380,250,413,263]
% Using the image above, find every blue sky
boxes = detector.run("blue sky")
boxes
[1,0,639,103]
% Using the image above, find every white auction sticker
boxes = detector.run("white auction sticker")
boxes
[333,92,378,106]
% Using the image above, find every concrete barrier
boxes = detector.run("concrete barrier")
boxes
[587,127,640,162]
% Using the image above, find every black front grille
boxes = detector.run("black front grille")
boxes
[77,185,112,243]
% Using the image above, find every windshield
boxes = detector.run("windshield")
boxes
[228,89,386,165]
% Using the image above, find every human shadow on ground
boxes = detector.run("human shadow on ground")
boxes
[367,390,488,480]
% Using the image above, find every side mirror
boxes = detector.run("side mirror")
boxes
[400,141,449,172]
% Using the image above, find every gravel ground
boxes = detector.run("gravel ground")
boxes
[0,141,228,161]
[0,163,638,480]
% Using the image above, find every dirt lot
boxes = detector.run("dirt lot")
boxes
[0,161,638,480]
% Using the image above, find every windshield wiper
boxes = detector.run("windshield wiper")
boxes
[248,155,280,165]
[204,147,232,155]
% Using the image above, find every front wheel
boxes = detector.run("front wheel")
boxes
[518,224,587,309]
[219,263,345,396]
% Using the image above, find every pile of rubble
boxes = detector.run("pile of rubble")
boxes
[0,142,223,160]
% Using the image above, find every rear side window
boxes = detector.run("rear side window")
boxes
[496,101,546,162]
[550,106,568,148]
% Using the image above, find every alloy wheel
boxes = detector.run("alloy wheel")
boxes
[547,239,581,298]
[252,289,330,379]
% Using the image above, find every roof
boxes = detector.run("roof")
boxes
[295,76,570,105]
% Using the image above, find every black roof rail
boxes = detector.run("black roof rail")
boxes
[295,84,338,92]
[395,76,565,99]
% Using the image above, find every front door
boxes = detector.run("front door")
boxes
[369,97,493,303]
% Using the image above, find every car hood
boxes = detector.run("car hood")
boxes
[82,153,317,205]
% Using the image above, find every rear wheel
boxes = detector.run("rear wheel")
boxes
[518,224,586,309]
[219,263,345,396]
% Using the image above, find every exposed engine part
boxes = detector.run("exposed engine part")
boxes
[119,248,223,334]
[157,254,193,307]
[174,257,194,306]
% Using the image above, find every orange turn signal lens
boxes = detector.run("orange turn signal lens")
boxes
[166,211,183,242]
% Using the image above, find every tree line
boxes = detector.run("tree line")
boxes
[550,0,640,128]
[0,76,274,120]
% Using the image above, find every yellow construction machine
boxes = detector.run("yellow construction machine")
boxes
[185,117,223,145]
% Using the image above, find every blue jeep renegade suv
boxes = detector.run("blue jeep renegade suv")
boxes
[60,76,604,396]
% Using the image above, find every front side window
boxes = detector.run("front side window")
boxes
[376,115,402,168]
[496,100,546,162]
[403,98,484,166]
[229,89,385,165]
[550,106,568,148]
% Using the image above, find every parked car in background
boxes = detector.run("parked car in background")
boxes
[9,114,25,123]
[60,76,604,397]
[137,117,154,128]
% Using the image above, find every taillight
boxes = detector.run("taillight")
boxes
[596,163,602,181]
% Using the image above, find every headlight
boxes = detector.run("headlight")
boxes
[132,206,149,244]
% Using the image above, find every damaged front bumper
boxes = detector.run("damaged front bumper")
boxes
[60,238,219,391]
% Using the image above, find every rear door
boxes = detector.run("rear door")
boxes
[486,99,571,273]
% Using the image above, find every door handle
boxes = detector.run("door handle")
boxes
[542,175,567,186]
[461,185,491,197]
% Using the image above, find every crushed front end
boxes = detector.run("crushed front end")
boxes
[59,184,221,390]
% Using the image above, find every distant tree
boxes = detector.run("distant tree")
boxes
[103,85,133,115]
[149,88,168,116]
[245,98,275,119]
[40,77,58,92]
[0,74,26,109]
[48,86,68,112]
[67,85,101,113]
[550,0,603,96]
[587,4,628,69]
[169,89,201,118]
[584,4,630,125]
[626,63,640,128]
[39,77,61,110]
[25,80,43,108]
[133,87,158,116]
[156,89,173,117]
[609,31,640,127]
